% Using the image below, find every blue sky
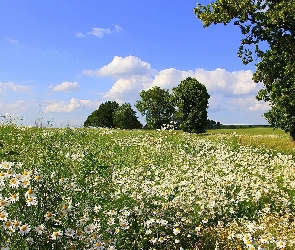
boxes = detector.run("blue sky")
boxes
[0,0,269,127]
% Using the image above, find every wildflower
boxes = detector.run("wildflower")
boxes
[1,244,10,250]
[173,227,181,235]
[84,224,95,234]
[276,239,286,249]
[10,193,19,203]
[150,237,158,244]
[3,221,13,231]
[0,199,10,208]
[93,241,105,250]
[35,224,45,235]
[19,224,31,236]
[34,173,42,182]
[75,230,83,239]
[1,161,13,170]
[44,212,54,221]
[25,189,36,198]
[26,197,38,206]
[9,178,20,188]
[0,211,8,221]
[108,217,115,226]
[65,228,75,237]
[94,205,102,212]
[51,231,63,240]
[119,219,129,229]
[21,180,30,188]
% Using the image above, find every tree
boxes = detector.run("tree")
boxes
[172,77,210,133]
[113,103,142,129]
[194,0,295,141]
[135,86,175,129]
[84,101,119,128]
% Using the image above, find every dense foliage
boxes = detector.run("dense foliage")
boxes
[135,86,175,129]
[113,103,142,129]
[173,77,210,133]
[84,101,141,130]
[84,101,119,128]
[194,0,295,140]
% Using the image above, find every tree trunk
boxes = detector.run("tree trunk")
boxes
[290,131,295,142]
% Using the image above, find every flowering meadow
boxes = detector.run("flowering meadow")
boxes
[1,121,295,249]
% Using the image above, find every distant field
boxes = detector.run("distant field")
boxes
[207,127,295,155]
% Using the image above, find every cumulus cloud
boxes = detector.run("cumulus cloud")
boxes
[83,55,155,79]
[0,82,33,94]
[76,24,123,38]
[145,68,262,96]
[52,82,80,92]
[44,98,100,113]
[103,77,152,101]
[83,55,269,119]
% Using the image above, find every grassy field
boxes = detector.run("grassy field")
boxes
[0,123,295,249]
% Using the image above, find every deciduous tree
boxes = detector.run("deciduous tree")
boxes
[113,103,142,129]
[135,86,175,129]
[84,101,119,128]
[172,77,210,133]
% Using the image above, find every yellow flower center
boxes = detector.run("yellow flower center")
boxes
[27,189,33,194]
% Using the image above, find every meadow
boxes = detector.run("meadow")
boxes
[1,118,295,249]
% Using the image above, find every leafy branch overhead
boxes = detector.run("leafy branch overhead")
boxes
[195,0,295,141]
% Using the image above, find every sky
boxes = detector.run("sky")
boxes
[0,0,270,127]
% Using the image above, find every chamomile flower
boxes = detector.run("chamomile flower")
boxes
[9,178,20,188]
[51,231,63,240]
[276,239,286,249]
[26,197,38,206]
[35,224,45,235]
[0,211,8,221]
[84,224,95,234]
[65,228,75,237]
[25,189,36,198]
[173,227,181,235]
[44,212,54,221]
[19,224,31,236]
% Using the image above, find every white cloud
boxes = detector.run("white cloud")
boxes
[83,55,268,121]
[52,82,80,92]
[75,32,86,38]
[145,68,262,96]
[44,98,101,113]
[83,55,155,79]
[103,77,152,101]
[0,82,33,94]
[76,25,123,38]
[115,24,123,33]
[249,101,270,112]
[87,27,111,37]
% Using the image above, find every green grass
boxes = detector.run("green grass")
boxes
[1,124,295,249]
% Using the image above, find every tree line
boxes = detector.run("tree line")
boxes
[84,77,211,133]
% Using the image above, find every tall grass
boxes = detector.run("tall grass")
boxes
[0,120,295,249]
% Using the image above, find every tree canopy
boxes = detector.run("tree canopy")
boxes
[135,86,175,129]
[194,0,295,140]
[173,77,210,133]
[113,103,142,129]
[84,101,119,128]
